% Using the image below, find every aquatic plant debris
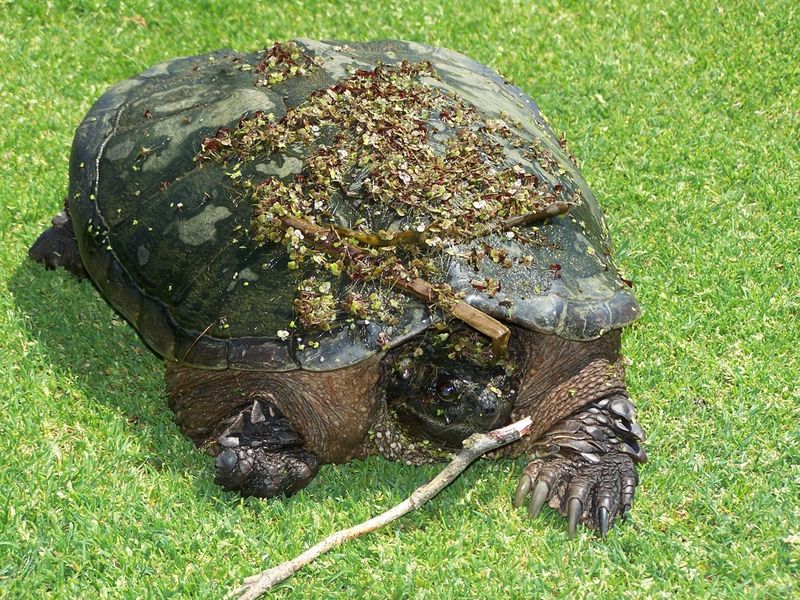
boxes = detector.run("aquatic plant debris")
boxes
[250,41,323,86]
[198,50,571,348]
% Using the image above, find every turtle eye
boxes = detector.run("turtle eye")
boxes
[437,382,456,401]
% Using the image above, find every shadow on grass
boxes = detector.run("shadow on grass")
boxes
[7,257,487,516]
[8,259,186,460]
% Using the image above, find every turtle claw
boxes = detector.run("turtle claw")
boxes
[514,451,638,538]
[597,506,610,537]
[567,498,581,539]
[214,399,319,498]
[528,480,549,519]
[621,473,637,517]
[514,394,645,537]
[513,474,531,508]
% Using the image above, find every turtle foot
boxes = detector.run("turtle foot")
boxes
[512,394,646,537]
[28,210,88,279]
[214,399,319,498]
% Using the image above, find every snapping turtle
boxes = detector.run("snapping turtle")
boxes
[29,39,646,536]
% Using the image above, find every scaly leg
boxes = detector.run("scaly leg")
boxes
[513,394,646,537]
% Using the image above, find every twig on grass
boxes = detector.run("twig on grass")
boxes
[228,416,533,600]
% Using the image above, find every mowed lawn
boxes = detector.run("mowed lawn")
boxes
[1,0,798,597]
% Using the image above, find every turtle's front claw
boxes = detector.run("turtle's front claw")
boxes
[567,497,582,538]
[512,475,551,518]
[214,399,319,498]
[597,506,610,537]
[513,451,639,537]
[514,394,646,537]
[512,474,531,507]
[529,480,550,518]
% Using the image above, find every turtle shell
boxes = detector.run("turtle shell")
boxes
[67,39,639,373]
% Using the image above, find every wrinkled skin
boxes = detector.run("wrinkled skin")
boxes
[29,214,646,537]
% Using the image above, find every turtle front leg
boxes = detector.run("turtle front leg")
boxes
[214,399,319,498]
[513,394,647,537]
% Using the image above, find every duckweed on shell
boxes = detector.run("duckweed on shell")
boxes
[198,56,568,336]
[251,41,323,86]
[59,38,640,374]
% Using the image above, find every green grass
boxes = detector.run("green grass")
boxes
[1,0,798,597]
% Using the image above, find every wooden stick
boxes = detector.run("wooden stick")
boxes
[501,201,571,228]
[332,201,571,247]
[228,417,533,600]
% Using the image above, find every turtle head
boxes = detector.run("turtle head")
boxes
[385,329,519,447]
